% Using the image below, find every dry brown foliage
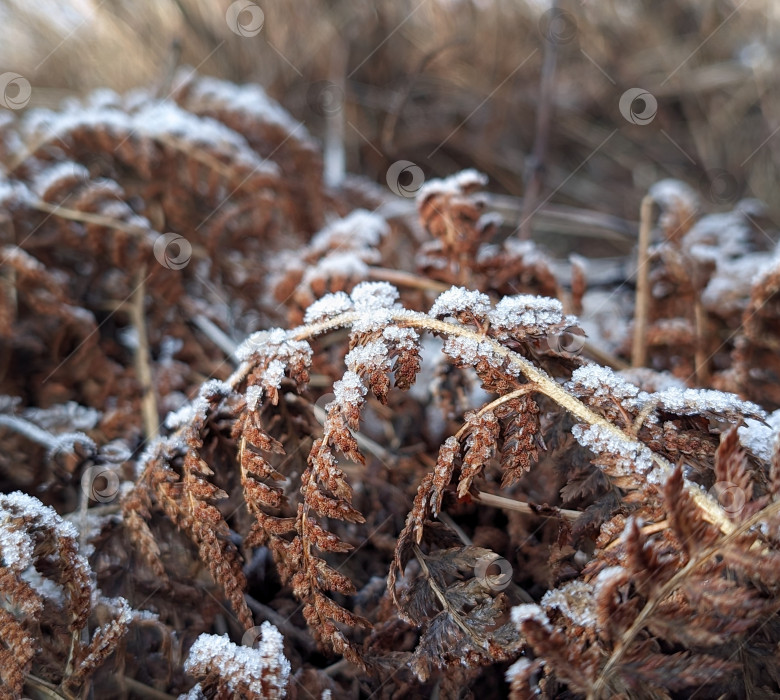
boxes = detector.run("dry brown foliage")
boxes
[1,72,780,700]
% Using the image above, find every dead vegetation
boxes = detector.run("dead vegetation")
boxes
[1,1,780,699]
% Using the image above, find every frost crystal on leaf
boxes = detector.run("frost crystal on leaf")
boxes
[263,360,286,391]
[0,524,33,569]
[382,325,418,349]
[571,423,657,481]
[429,286,491,319]
[442,336,507,373]
[309,209,389,252]
[344,340,389,374]
[236,329,288,362]
[184,623,291,698]
[488,295,565,336]
[245,385,264,412]
[648,178,699,214]
[303,291,354,324]
[541,580,596,628]
[332,371,367,407]
[350,281,399,311]
[511,603,552,632]
[650,387,765,422]
[567,365,647,407]
[739,409,780,462]
[417,169,487,204]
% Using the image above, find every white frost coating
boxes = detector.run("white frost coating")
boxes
[571,423,658,482]
[592,565,628,594]
[236,329,312,370]
[739,409,780,462]
[442,336,510,374]
[302,252,370,287]
[618,367,685,393]
[648,178,699,214]
[344,340,389,374]
[567,365,647,407]
[332,371,367,407]
[701,253,766,314]
[184,623,290,698]
[429,286,491,319]
[245,385,264,412]
[382,325,418,350]
[164,379,232,429]
[541,580,596,628]
[489,295,563,335]
[416,169,487,204]
[24,401,102,432]
[350,281,399,311]
[22,567,65,605]
[511,603,552,631]
[0,525,33,568]
[309,210,389,253]
[505,657,539,684]
[263,360,286,390]
[0,492,79,543]
[176,70,308,139]
[650,387,765,420]
[31,161,89,198]
[199,379,232,400]
[180,683,206,699]
[237,329,288,361]
[303,291,354,324]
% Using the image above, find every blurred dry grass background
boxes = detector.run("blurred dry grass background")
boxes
[1,0,779,231]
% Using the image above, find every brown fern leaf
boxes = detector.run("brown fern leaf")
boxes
[140,380,254,630]
[401,545,520,682]
[664,463,720,557]
[0,607,35,697]
[496,394,541,487]
[457,409,500,498]
[622,651,737,694]
[0,492,141,694]
[712,425,759,521]
[623,517,679,596]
